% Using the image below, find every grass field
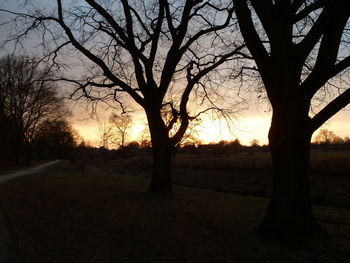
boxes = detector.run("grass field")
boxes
[0,161,350,262]
[86,151,350,209]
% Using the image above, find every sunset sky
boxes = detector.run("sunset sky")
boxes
[71,103,350,147]
[1,0,350,147]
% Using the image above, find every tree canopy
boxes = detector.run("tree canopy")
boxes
[0,54,70,164]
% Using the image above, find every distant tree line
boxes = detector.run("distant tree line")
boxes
[0,55,79,167]
[92,128,350,158]
[311,129,350,151]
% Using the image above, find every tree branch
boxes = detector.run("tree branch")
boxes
[293,0,325,23]
[300,3,349,97]
[250,0,274,40]
[158,0,195,100]
[291,0,306,13]
[55,0,144,106]
[235,0,271,84]
[296,2,333,63]
[181,5,234,53]
[310,88,350,132]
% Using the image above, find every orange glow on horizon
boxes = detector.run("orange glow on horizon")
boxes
[73,112,350,148]
[72,116,271,147]
[192,117,270,145]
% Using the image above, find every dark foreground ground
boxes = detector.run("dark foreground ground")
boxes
[0,161,350,262]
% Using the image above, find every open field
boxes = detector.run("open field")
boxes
[85,150,350,209]
[0,161,350,262]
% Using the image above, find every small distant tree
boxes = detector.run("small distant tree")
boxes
[140,138,152,149]
[109,113,132,149]
[333,136,345,144]
[250,139,260,147]
[97,118,113,149]
[138,125,152,149]
[126,141,140,151]
[229,138,241,151]
[314,129,339,144]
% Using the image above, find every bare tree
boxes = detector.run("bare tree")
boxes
[138,125,152,149]
[0,54,69,163]
[97,118,113,149]
[109,113,132,149]
[1,0,245,191]
[234,0,350,240]
[314,129,342,144]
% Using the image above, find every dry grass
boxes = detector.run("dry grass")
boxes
[0,161,350,262]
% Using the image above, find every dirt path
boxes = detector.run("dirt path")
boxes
[0,160,60,185]
[0,160,60,262]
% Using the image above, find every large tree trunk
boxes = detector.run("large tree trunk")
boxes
[146,108,173,192]
[259,108,318,241]
[149,139,173,192]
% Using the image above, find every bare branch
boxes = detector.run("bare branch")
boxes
[311,88,350,132]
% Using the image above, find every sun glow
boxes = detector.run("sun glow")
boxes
[194,117,270,145]
[72,115,271,147]
[72,123,99,146]
[72,106,350,148]
[130,122,147,140]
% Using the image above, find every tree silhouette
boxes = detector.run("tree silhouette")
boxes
[235,0,350,239]
[97,118,114,149]
[34,119,79,160]
[1,0,244,191]
[0,55,69,164]
[314,129,340,145]
[249,139,259,147]
[109,113,132,149]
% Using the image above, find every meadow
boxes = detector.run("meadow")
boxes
[86,150,350,209]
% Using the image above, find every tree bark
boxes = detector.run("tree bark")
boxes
[149,139,173,192]
[146,108,173,192]
[259,107,318,241]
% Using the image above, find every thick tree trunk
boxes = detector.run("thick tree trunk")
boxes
[146,108,173,192]
[149,140,173,192]
[259,109,318,241]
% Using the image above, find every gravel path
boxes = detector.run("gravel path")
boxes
[0,160,60,262]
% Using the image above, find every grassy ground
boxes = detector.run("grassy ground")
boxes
[0,161,350,262]
[90,151,350,209]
